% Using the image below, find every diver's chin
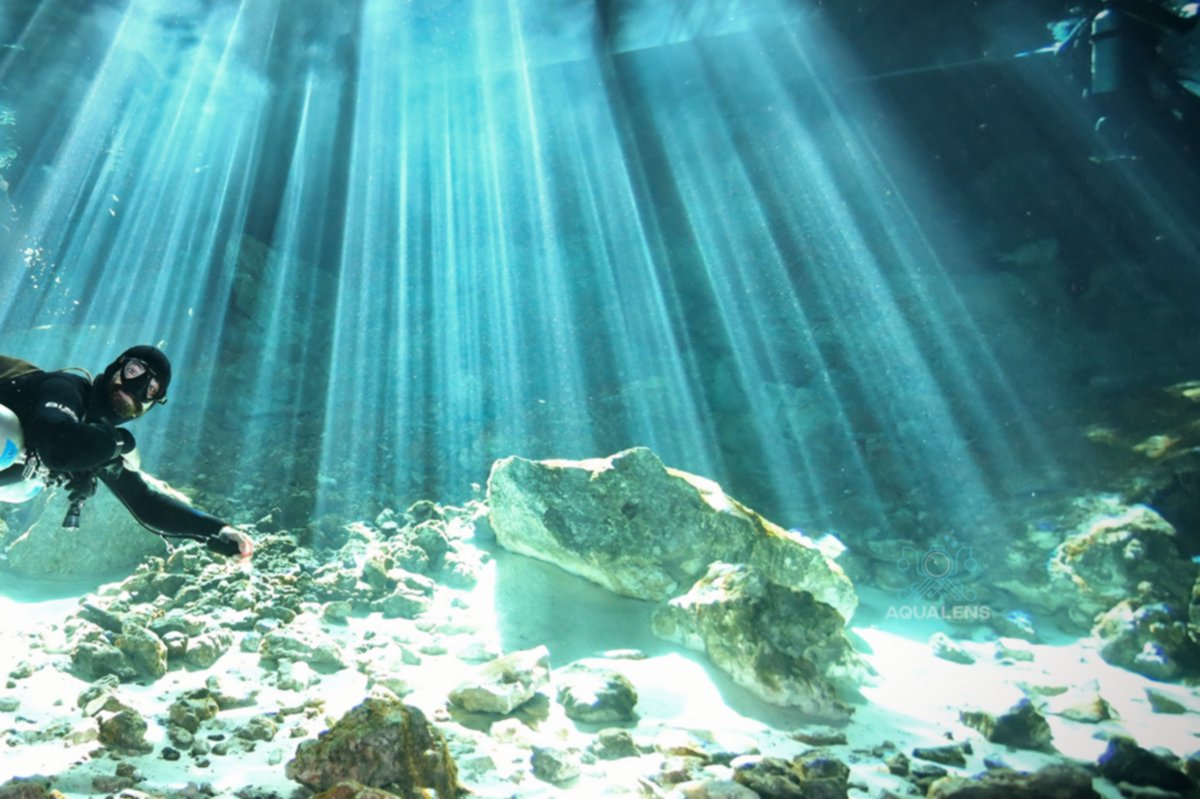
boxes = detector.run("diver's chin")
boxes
[110,390,142,420]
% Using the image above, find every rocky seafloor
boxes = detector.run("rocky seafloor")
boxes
[0,448,1199,799]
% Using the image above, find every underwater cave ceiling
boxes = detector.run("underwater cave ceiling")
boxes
[6,0,1195,92]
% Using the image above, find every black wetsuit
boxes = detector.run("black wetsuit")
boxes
[0,368,237,555]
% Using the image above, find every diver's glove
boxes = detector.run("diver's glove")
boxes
[206,526,255,559]
[64,472,97,502]
[114,428,136,455]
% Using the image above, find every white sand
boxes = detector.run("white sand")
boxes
[0,551,1197,797]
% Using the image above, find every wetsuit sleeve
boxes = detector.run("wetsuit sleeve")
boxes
[97,463,239,555]
[29,375,123,471]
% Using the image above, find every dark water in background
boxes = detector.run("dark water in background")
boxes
[0,0,1198,554]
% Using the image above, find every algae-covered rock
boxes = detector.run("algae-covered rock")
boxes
[960,699,1053,751]
[926,764,1098,798]
[96,706,152,753]
[652,562,864,720]
[1097,736,1194,795]
[0,778,64,799]
[487,447,856,619]
[286,697,458,797]
[1047,503,1197,628]
[311,782,404,799]
[113,623,167,679]
[1094,599,1200,679]
[732,752,851,799]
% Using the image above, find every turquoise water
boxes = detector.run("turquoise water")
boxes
[9,0,1198,541]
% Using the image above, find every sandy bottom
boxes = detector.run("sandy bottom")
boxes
[0,551,1197,797]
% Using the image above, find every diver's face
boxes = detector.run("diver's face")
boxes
[108,357,166,420]
[108,374,145,420]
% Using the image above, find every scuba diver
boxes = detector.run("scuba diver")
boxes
[0,345,253,558]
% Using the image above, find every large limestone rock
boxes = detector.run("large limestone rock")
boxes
[486,447,856,620]
[4,489,165,579]
[652,562,864,720]
[488,448,864,711]
[286,697,458,797]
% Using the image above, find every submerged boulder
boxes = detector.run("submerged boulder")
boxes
[4,490,164,579]
[1096,736,1194,795]
[487,448,864,711]
[1094,599,1200,680]
[486,447,856,618]
[1046,502,1196,629]
[652,562,864,719]
[286,697,458,797]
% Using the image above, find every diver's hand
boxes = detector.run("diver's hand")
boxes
[114,428,136,455]
[215,526,254,559]
[65,472,97,502]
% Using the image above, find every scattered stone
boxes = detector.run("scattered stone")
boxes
[7,662,34,680]
[0,777,62,799]
[960,699,1053,752]
[590,728,640,760]
[0,697,19,713]
[90,775,137,793]
[183,630,234,669]
[1145,687,1189,714]
[668,779,758,798]
[375,588,430,620]
[237,715,278,742]
[912,743,970,767]
[792,726,848,747]
[322,601,353,624]
[655,755,707,787]
[311,781,405,799]
[260,625,348,673]
[286,697,458,797]
[1096,737,1193,796]
[1041,681,1115,723]
[531,746,581,785]
[910,762,949,793]
[556,662,638,724]
[930,632,975,665]
[168,690,221,733]
[993,638,1034,662]
[448,645,551,715]
[70,638,138,682]
[277,660,320,691]
[731,753,850,799]
[926,763,1098,798]
[884,752,910,776]
[96,706,152,753]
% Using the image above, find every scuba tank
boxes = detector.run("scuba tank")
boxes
[0,404,20,469]
[0,404,44,502]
